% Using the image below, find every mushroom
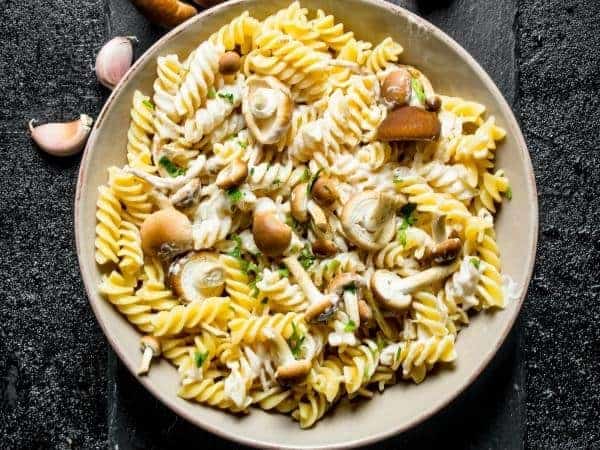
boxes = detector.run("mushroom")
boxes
[263,327,312,381]
[425,214,462,265]
[381,68,412,107]
[358,300,372,322]
[219,51,241,75]
[130,0,197,29]
[282,255,339,322]
[168,251,225,302]
[126,154,206,192]
[170,178,201,209]
[312,238,338,257]
[215,159,248,190]
[137,336,161,375]
[310,175,337,208]
[252,198,292,256]
[291,183,309,223]
[327,273,364,326]
[140,208,193,259]
[341,191,397,251]
[242,75,292,145]
[371,260,460,311]
[377,106,441,142]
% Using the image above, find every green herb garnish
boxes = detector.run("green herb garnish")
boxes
[307,168,323,194]
[250,167,255,176]
[226,186,243,204]
[227,234,242,258]
[344,320,357,332]
[396,203,417,247]
[505,186,513,201]
[158,156,185,177]
[207,87,216,99]
[411,78,426,104]
[273,178,281,186]
[327,259,340,273]
[301,168,311,183]
[142,99,155,110]
[288,322,305,359]
[194,350,208,368]
[344,282,357,294]
[470,257,481,270]
[298,244,315,270]
[376,335,386,353]
[277,266,290,278]
[238,139,248,149]
[218,91,234,104]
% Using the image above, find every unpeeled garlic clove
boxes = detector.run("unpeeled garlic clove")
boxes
[29,114,94,157]
[95,36,135,89]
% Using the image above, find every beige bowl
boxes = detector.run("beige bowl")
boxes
[75,0,538,447]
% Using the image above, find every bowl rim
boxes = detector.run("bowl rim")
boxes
[75,0,538,448]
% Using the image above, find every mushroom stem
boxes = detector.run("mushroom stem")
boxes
[343,290,359,325]
[126,155,206,192]
[136,336,161,376]
[263,327,311,380]
[137,346,155,375]
[395,261,460,293]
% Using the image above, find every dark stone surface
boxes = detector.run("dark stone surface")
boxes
[0,0,597,449]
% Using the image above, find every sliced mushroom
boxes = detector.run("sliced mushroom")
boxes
[140,208,193,259]
[170,178,201,209]
[371,260,460,311]
[291,182,309,222]
[357,300,372,322]
[341,191,396,251]
[252,198,292,256]
[169,251,225,302]
[310,176,337,208]
[283,255,339,322]
[307,201,330,236]
[263,327,312,380]
[137,336,161,375]
[327,273,364,326]
[216,159,248,190]
[242,75,292,145]
[428,238,462,265]
[377,106,441,142]
[382,68,412,107]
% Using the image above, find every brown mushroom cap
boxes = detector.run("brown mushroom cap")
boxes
[216,159,248,190]
[382,69,412,107]
[428,238,462,265]
[312,239,338,257]
[253,211,292,257]
[304,297,335,323]
[327,272,364,296]
[140,208,193,258]
[291,182,309,223]
[169,251,225,302]
[377,106,441,142]
[310,176,337,208]
[276,359,312,380]
[218,51,241,75]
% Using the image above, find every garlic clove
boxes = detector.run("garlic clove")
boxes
[95,36,135,90]
[29,114,94,157]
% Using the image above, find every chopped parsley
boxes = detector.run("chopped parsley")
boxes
[396,203,417,247]
[505,186,513,201]
[227,234,242,258]
[344,282,357,294]
[218,91,234,104]
[142,98,155,110]
[376,335,386,353]
[411,77,426,104]
[298,244,315,270]
[273,178,281,186]
[207,87,216,99]
[396,345,403,362]
[277,266,290,278]
[327,259,340,273]
[307,168,323,194]
[249,167,255,176]
[194,350,208,368]
[158,156,185,177]
[470,257,481,270]
[301,168,311,183]
[226,186,243,204]
[393,174,403,184]
[344,320,357,332]
[238,139,248,149]
[249,273,262,297]
[288,322,305,359]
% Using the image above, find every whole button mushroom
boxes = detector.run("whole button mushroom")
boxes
[140,208,193,260]
[219,51,242,75]
[168,251,225,302]
[382,68,412,107]
[310,175,338,209]
[252,198,292,257]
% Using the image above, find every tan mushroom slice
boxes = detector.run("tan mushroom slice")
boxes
[137,336,161,376]
[252,198,292,256]
[140,208,193,259]
[168,251,225,302]
[242,75,293,145]
[170,178,201,210]
[283,255,339,322]
[371,260,460,311]
[327,273,364,326]
[262,327,312,381]
[341,191,397,251]
[215,159,248,190]
[377,106,441,142]
[291,182,309,223]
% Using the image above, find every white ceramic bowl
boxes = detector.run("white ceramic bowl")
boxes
[75,1,538,448]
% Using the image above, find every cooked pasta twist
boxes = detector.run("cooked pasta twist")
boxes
[95,185,122,265]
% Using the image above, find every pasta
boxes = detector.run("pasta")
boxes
[95,2,514,428]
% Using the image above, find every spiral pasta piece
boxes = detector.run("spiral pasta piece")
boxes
[95,185,122,265]
[256,269,308,313]
[100,270,153,332]
[127,91,156,173]
[117,220,143,275]
[365,37,403,74]
[229,312,302,344]
[209,11,260,55]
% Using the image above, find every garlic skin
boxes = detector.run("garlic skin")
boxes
[29,114,94,157]
[95,36,135,89]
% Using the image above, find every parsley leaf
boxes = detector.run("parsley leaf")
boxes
[505,186,513,201]
[327,259,340,273]
[194,350,208,368]
[344,282,357,294]
[298,244,315,270]
[218,91,234,104]
[344,320,357,332]
[142,99,155,110]
[238,139,248,149]
[207,87,216,99]
[307,168,323,194]
[227,234,242,258]
[397,203,417,247]
[277,266,290,278]
[249,167,255,176]
[470,257,481,269]
[226,186,243,204]
[397,228,407,247]
[288,322,305,359]
[301,168,311,183]
[393,174,403,184]
[158,156,185,177]
[411,77,426,104]
[376,335,386,353]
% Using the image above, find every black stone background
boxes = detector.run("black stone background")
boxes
[0,0,598,448]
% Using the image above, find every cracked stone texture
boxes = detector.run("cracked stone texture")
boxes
[0,0,597,449]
